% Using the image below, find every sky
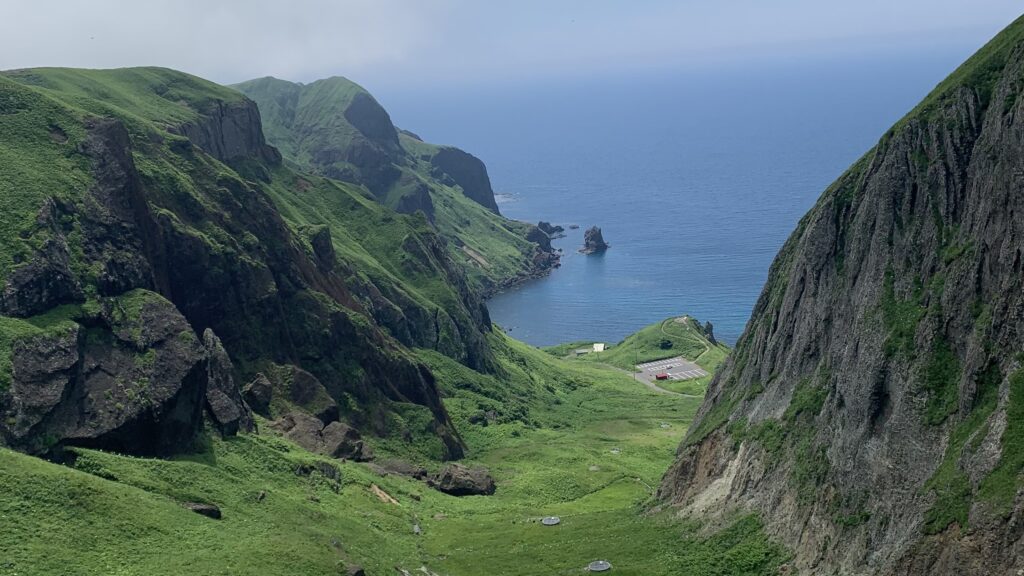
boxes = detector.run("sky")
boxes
[0,1,1021,89]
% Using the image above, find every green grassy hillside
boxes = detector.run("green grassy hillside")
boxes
[545,316,730,396]
[1,330,785,576]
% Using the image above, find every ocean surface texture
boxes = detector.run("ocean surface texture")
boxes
[382,50,972,346]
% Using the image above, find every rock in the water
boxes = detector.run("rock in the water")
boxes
[537,221,565,238]
[429,463,496,496]
[579,226,609,254]
[202,329,254,436]
[183,502,222,519]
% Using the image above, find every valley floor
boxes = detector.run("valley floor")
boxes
[1,329,785,576]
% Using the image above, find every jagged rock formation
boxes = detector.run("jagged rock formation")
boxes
[580,226,609,254]
[659,17,1024,575]
[537,221,565,238]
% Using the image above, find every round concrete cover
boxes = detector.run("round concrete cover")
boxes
[588,560,612,572]
[541,516,561,526]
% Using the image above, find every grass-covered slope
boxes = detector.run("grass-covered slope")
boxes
[1,330,786,576]
[234,76,553,294]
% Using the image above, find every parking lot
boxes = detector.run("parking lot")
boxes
[635,356,707,382]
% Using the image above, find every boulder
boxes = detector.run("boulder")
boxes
[429,463,496,496]
[579,226,609,254]
[321,421,374,461]
[271,411,373,462]
[242,373,273,415]
[183,502,222,520]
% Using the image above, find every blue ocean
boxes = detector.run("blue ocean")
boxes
[380,49,972,346]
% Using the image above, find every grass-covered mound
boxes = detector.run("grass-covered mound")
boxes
[544,316,730,396]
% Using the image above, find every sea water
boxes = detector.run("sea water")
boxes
[382,49,973,346]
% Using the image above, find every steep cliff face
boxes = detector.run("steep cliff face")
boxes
[429,146,501,214]
[235,76,558,293]
[659,17,1024,575]
[0,67,490,459]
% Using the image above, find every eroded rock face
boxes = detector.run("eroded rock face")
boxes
[173,99,281,166]
[429,463,496,496]
[202,329,254,437]
[0,290,206,455]
[658,27,1024,576]
[580,226,608,254]
[429,147,500,214]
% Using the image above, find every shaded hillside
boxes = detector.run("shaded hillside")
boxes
[234,76,557,293]
[0,66,509,460]
[659,15,1024,575]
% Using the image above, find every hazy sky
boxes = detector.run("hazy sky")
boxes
[1,1,1021,87]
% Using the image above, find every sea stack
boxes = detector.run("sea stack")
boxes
[579,226,609,254]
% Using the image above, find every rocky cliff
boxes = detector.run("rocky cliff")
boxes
[429,146,501,214]
[658,17,1024,575]
[234,76,558,293]
[0,67,496,460]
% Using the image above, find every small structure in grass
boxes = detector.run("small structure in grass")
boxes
[541,516,561,526]
[610,448,621,455]
[588,560,612,572]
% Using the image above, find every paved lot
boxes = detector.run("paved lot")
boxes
[635,356,707,382]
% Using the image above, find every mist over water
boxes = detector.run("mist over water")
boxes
[380,50,972,347]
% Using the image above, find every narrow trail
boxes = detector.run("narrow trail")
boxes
[660,317,712,364]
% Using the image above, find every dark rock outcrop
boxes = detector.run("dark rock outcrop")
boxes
[429,147,501,214]
[525,225,553,252]
[0,290,207,456]
[537,221,565,238]
[183,502,222,519]
[429,463,496,496]
[172,99,281,166]
[202,329,254,437]
[242,374,273,415]
[579,226,609,254]
[659,18,1024,575]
